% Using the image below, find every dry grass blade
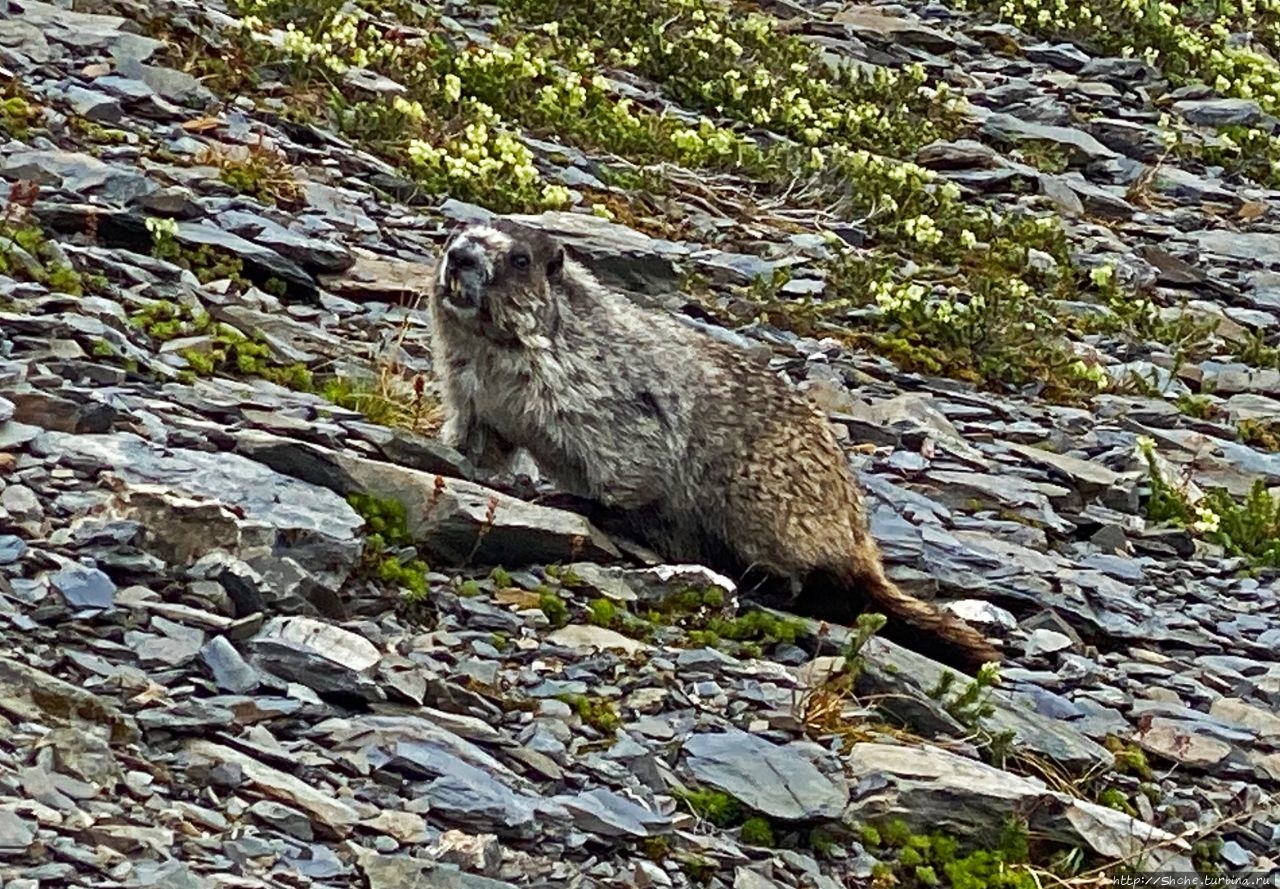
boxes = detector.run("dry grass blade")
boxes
[321,295,444,437]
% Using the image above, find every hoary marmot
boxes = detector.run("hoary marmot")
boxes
[429,216,1001,670]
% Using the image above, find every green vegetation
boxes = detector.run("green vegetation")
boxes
[926,663,1018,767]
[0,83,38,139]
[1238,418,1280,452]
[739,816,775,847]
[928,663,1004,729]
[674,787,742,828]
[538,589,570,628]
[1137,436,1280,569]
[346,491,430,598]
[134,0,1238,401]
[1193,838,1225,876]
[0,181,87,297]
[1103,735,1155,781]
[128,297,312,388]
[861,818,1046,889]
[809,827,838,857]
[1096,786,1139,818]
[320,373,440,435]
[556,692,621,734]
[0,220,86,296]
[575,582,805,658]
[145,216,250,286]
[1175,393,1221,421]
[955,0,1280,185]
[135,216,444,437]
[198,137,304,208]
[585,596,652,637]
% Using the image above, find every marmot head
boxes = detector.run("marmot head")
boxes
[434,218,567,344]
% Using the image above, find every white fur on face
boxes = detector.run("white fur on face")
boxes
[437,224,515,289]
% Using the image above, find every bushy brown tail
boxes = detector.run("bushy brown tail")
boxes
[851,557,1002,671]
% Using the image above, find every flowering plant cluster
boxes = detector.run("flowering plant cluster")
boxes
[956,0,1280,184]
[1135,436,1280,568]
[210,0,1259,400]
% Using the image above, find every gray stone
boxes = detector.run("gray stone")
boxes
[979,112,1120,163]
[0,149,156,204]
[32,431,364,590]
[682,727,848,821]
[50,562,116,610]
[1172,98,1267,127]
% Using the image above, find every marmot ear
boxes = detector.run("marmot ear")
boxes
[547,245,565,279]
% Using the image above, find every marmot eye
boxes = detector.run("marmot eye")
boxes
[510,252,530,270]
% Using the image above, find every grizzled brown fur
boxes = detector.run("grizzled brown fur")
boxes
[429,216,1001,670]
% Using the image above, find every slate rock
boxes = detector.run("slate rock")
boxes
[681,727,848,821]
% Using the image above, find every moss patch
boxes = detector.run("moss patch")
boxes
[862,818,1049,889]
[556,692,621,734]
[0,215,87,296]
[347,491,430,599]
[128,298,313,389]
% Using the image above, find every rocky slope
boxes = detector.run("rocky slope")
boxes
[1,0,1279,885]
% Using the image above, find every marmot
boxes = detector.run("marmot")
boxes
[428,217,1001,671]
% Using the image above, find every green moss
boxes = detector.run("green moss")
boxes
[1238,418,1280,452]
[0,87,38,138]
[640,835,670,861]
[739,816,774,847]
[586,596,620,626]
[1096,787,1138,817]
[128,298,314,390]
[544,563,585,586]
[0,221,86,296]
[677,854,718,884]
[568,583,799,653]
[703,610,801,646]
[674,787,741,828]
[585,596,654,639]
[866,818,1049,889]
[557,692,620,734]
[348,492,413,544]
[632,582,805,656]
[1103,736,1154,781]
[147,220,250,287]
[861,824,884,849]
[538,590,569,628]
[179,347,217,376]
[72,118,132,144]
[1192,838,1223,875]
[810,827,837,857]
[346,492,430,598]
[916,865,941,887]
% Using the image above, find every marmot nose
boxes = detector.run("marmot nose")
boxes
[447,245,480,274]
